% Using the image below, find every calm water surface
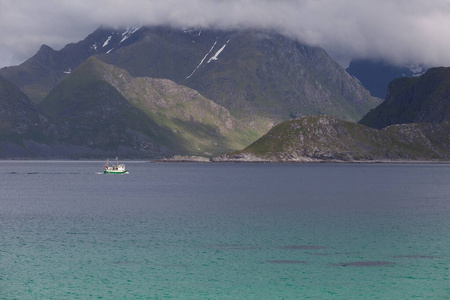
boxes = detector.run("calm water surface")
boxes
[0,161,449,299]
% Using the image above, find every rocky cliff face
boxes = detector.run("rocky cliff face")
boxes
[360,67,450,129]
[217,115,450,162]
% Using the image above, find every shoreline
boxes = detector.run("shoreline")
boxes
[0,156,448,164]
[152,155,450,164]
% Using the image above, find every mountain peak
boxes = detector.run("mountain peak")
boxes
[34,44,57,64]
[38,44,54,53]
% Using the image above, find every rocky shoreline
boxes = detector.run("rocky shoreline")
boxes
[154,154,449,164]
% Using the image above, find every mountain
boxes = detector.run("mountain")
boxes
[346,59,427,99]
[0,26,383,158]
[216,115,450,162]
[98,27,380,122]
[39,57,258,157]
[359,67,450,129]
[1,26,380,123]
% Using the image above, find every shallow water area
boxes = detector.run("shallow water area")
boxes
[0,161,449,298]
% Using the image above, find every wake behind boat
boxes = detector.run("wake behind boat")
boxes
[104,158,127,174]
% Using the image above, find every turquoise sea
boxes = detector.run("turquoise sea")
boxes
[0,161,449,299]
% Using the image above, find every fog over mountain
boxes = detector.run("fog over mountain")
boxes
[1,0,450,68]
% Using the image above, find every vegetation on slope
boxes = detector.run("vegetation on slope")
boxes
[39,57,260,156]
[220,115,450,162]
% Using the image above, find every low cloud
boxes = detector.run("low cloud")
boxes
[1,0,450,68]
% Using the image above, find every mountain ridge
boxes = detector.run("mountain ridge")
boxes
[0,27,143,103]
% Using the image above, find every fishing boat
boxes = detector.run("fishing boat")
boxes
[104,158,127,174]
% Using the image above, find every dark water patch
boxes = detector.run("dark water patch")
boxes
[392,255,439,259]
[266,260,308,264]
[18,172,82,175]
[161,264,189,268]
[330,261,394,267]
[280,245,327,250]
[309,252,332,256]
[55,172,81,175]
[341,252,361,256]
[113,260,140,265]
[207,244,259,250]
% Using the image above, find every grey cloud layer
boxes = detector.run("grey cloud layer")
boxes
[1,0,450,67]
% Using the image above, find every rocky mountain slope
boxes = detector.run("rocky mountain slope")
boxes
[359,67,450,129]
[0,76,64,157]
[99,27,380,122]
[38,57,258,157]
[0,76,50,139]
[216,115,450,162]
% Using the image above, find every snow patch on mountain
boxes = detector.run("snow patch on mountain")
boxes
[120,27,141,44]
[103,36,112,48]
[401,65,427,77]
[207,40,230,63]
[407,64,426,77]
[186,41,217,79]
[97,27,141,54]
[183,28,203,37]
[351,75,362,85]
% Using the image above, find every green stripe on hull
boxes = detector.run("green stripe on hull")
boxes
[104,170,127,174]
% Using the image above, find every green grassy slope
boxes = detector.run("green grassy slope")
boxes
[222,116,450,161]
[39,57,261,156]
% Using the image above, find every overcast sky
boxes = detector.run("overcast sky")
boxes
[1,0,450,68]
